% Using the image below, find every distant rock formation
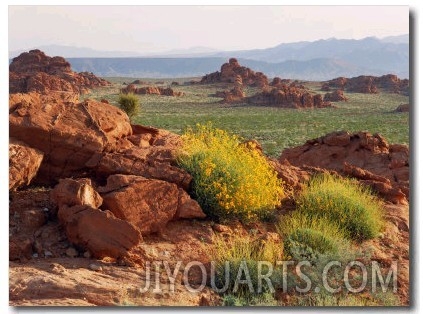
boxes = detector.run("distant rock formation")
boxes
[324,74,409,95]
[246,86,332,109]
[324,89,348,102]
[269,77,291,88]
[121,84,184,96]
[201,58,268,88]
[215,85,245,103]
[9,49,110,95]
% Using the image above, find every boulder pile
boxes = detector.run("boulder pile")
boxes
[9,91,206,260]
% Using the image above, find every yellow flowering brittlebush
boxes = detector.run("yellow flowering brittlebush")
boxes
[178,123,284,222]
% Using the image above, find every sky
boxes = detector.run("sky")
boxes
[8,5,409,54]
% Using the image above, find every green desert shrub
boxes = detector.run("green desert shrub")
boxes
[209,233,281,303]
[177,123,284,222]
[277,212,349,262]
[118,93,140,120]
[296,174,383,241]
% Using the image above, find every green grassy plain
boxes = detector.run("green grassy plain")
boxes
[84,77,409,158]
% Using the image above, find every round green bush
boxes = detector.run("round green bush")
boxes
[118,93,140,120]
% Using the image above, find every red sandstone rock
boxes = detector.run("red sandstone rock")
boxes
[246,86,332,109]
[121,85,184,96]
[58,204,141,259]
[9,138,44,191]
[9,49,110,95]
[9,93,132,184]
[99,174,205,235]
[323,89,348,102]
[280,131,409,203]
[201,58,268,88]
[325,74,408,95]
[50,178,103,209]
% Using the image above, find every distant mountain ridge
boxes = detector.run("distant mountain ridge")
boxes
[10,34,409,80]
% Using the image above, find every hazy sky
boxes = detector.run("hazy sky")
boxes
[9,5,409,53]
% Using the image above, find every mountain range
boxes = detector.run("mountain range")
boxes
[10,34,409,80]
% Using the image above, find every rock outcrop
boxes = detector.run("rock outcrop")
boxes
[9,138,44,191]
[323,89,348,102]
[246,86,332,108]
[324,74,409,95]
[280,131,409,204]
[9,49,110,95]
[201,58,268,88]
[121,84,184,96]
[10,92,133,184]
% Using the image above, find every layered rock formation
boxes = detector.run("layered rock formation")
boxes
[9,49,110,95]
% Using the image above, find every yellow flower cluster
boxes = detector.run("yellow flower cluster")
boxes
[178,123,284,222]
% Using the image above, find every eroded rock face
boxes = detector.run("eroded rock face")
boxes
[9,138,44,191]
[280,131,409,203]
[201,58,268,88]
[9,49,110,95]
[9,93,132,184]
[99,174,205,235]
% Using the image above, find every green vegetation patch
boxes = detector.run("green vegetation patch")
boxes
[296,174,384,242]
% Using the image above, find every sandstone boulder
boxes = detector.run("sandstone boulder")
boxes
[86,126,192,189]
[10,93,132,184]
[99,174,205,235]
[58,204,141,259]
[50,178,103,210]
[268,159,311,191]
[9,138,44,190]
